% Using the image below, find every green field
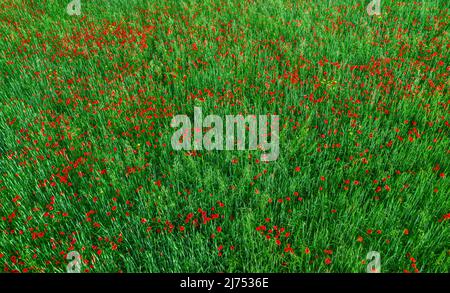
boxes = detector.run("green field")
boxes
[0,0,449,273]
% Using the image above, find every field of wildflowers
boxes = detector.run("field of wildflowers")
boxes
[0,0,448,272]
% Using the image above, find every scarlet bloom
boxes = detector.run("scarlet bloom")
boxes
[295,166,301,172]
[284,244,294,254]
[217,226,222,233]
[305,247,310,254]
[403,229,409,235]
[325,258,332,265]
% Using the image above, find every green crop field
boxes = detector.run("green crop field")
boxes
[0,0,449,273]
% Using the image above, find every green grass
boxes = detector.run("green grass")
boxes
[0,0,449,273]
